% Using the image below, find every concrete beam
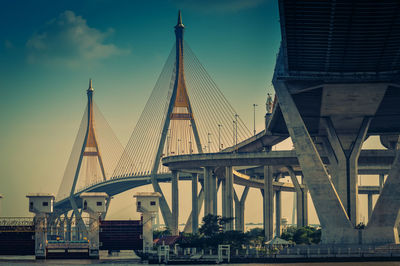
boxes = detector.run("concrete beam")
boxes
[163,149,395,169]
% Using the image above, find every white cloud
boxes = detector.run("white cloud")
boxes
[26,10,128,66]
[172,0,268,13]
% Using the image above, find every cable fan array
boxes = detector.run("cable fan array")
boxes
[57,40,252,200]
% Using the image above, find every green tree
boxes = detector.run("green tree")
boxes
[281,226,321,245]
[245,227,264,247]
[153,228,171,239]
[199,214,233,237]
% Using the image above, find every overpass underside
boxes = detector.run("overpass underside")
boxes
[271,0,400,244]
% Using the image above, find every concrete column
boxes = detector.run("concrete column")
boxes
[225,166,234,230]
[286,167,304,227]
[364,146,400,244]
[222,176,227,218]
[171,170,179,235]
[80,192,108,258]
[234,194,241,231]
[204,167,212,216]
[183,182,204,233]
[234,187,249,232]
[273,80,353,244]
[34,214,48,259]
[367,193,373,221]
[379,174,385,192]
[191,173,199,234]
[263,166,273,240]
[302,186,309,226]
[57,217,65,238]
[27,194,54,259]
[65,216,72,241]
[323,117,371,225]
[134,192,161,252]
[211,173,217,215]
[275,190,281,237]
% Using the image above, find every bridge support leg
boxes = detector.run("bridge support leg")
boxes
[57,216,65,239]
[302,185,308,227]
[273,80,354,244]
[212,174,218,215]
[367,193,373,221]
[69,197,89,238]
[286,167,308,227]
[379,174,385,192]
[224,166,234,230]
[234,186,249,232]
[263,166,274,241]
[34,214,48,259]
[222,174,227,219]
[204,167,213,216]
[191,173,199,234]
[322,117,371,226]
[80,193,108,259]
[171,170,179,235]
[364,146,400,244]
[65,215,72,241]
[275,190,281,237]
[183,181,204,233]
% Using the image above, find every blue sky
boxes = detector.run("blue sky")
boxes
[0,0,286,221]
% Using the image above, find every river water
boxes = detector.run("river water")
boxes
[1,251,399,265]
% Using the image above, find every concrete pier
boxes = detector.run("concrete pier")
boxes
[367,193,373,221]
[263,166,274,240]
[171,170,179,235]
[191,173,198,234]
[234,186,249,232]
[287,167,308,227]
[204,167,213,216]
[224,166,234,230]
[211,173,217,215]
[275,190,281,237]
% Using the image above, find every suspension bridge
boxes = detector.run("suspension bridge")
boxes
[41,0,400,248]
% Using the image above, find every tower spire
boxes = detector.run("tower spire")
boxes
[88,78,94,92]
[176,10,184,28]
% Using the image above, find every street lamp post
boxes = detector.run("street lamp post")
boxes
[218,124,222,151]
[207,133,212,152]
[235,114,239,148]
[232,120,236,147]
[189,124,192,155]
[253,104,258,136]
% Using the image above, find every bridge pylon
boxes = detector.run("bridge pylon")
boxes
[150,11,203,235]
[68,79,108,236]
